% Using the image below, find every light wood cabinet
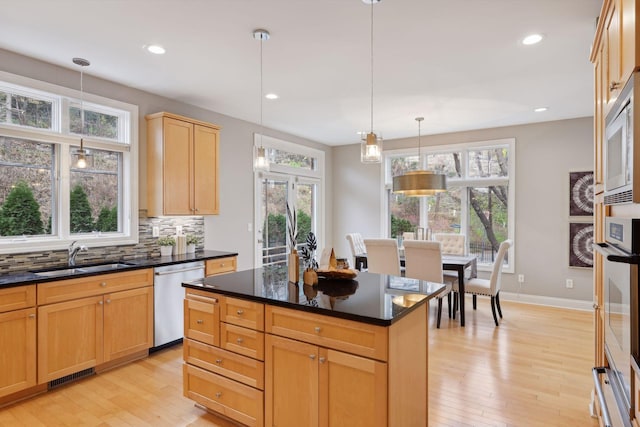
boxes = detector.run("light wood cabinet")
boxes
[37,269,153,384]
[0,285,36,398]
[205,256,237,277]
[146,112,220,216]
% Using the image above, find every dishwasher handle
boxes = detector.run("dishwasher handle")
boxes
[155,266,205,276]
[593,367,615,427]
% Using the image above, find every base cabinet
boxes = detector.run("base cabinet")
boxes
[0,285,36,398]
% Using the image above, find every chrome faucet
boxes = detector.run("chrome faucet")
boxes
[68,241,87,266]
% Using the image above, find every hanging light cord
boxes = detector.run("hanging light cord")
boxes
[417,119,421,157]
[370,1,374,133]
[259,36,264,142]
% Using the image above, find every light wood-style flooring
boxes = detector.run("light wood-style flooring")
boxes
[0,298,599,426]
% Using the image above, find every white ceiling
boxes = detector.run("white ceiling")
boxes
[0,0,601,146]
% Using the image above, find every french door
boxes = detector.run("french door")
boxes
[255,173,319,267]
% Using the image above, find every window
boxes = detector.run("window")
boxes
[0,71,138,254]
[254,135,324,267]
[384,139,514,271]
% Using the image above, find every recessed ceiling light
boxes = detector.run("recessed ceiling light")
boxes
[265,93,278,100]
[534,107,548,112]
[146,45,166,55]
[522,34,543,45]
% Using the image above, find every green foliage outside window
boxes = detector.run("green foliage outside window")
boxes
[0,181,44,236]
[70,185,94,232]
[95,206,118,232]
[391,215,414,239]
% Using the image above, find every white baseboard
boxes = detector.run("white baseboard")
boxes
[499,291,592,311]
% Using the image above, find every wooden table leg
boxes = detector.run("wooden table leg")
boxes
[458,267,465,327]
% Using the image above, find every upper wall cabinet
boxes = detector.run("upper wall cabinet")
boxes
[146,112,220,216]
[591,0,637,192]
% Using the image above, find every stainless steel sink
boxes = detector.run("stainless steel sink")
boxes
[33,263,133,277]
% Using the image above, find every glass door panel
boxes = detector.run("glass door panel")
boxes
[257,177,289,267]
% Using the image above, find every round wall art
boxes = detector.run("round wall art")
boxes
[569,171,594,216]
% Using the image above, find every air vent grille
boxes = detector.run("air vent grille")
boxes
[48,368,95,390]
[604,190,633,205]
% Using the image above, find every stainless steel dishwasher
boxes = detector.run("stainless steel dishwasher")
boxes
[153,261,205,349]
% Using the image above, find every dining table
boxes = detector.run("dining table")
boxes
[355,253,478,327]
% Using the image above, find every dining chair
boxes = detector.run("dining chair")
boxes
[346,233,367,270]
[403,240,457,328]
[402,232,416,241]
[363,238,402,276]
[432,233,465,256]
[463,239,512,326]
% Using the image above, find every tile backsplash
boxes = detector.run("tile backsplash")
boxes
[0,211,205,273]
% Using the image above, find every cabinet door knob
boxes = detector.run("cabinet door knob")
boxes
[236,309,244,315]
[196,319,204,324]
[236,337,244,344]
[100,282,107,287]
[319,357,326,364]
[98,300,103,305]
[215,392,222,398]
[215,359,223,364]
[106,299,111,304]
[28,313,36,319]
[314,326,321,333]
[309,354,316,360]
[593,303,599,310]
[221,263,225,267]
[610,81,621,91]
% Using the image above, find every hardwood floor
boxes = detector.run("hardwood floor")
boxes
[0,298,598,426]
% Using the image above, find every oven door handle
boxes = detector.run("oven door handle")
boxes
[593,367,615,427]
[594,243,640,265]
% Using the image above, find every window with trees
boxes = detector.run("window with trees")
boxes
[385,138,514,270]
[0,72,137,254]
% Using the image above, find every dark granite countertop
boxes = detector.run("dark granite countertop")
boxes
[0,250,238,288]
[183,265,444,326]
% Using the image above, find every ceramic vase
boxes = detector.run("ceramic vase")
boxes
[303,268,318,285]
[187,244,196,254]
[160,246,173,257]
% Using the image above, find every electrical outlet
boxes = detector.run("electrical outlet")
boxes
[566,279,574,289]
[518,274,524,283]
[152,226,159,237]
[176,225,183,235]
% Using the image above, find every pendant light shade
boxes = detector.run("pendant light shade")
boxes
[253,29,270,172]
[392,117,447,196]
[72,57,93,169]
[360,0,382,164]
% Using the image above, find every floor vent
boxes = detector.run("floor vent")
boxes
[48,368,95,390]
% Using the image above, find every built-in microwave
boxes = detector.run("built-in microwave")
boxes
[605,73,637,205]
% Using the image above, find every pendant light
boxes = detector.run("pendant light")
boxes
[392,117,447,196]
[253,29,270,172]
[360,0,382,164]
[72,57,93,169]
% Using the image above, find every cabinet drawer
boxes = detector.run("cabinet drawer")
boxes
[0,285,36,313]
[184,297,220,346]
[37,268,153,305]
[184,338,264,390]
[266,306,388,361]
[183,364,263,427]
[221,297,264,331]
[220,323,265,361]
[205,257,237,276]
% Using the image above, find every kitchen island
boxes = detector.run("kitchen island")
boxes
[182,265,444,427]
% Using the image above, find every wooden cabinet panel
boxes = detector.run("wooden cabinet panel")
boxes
[0,307,36,397]
[37,268,153,305]
[266,305,388,361]
[104,287,154,361]
[220,323,264,361]
[37,296,104,384]
[184,338,264,389]
[146,112,220,216]
[265,334,319,427]
[319,348,387,427]
[205,257,237,277]
[220,296,264,331]
[183,364,264,427]
[184,296,220,346]
[0,285,35,313]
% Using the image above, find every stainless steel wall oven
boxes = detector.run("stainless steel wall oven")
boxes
[594,217,640,427]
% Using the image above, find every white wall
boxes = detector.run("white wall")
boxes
[333,117,595,302]
[0,48,332,271]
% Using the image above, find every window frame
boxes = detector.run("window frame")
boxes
[383,138,515,272]
[0,71,138,254]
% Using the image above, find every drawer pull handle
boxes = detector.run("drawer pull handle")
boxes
[319,357,326,364]
[215,392,222,398]
[237,309,244,315]
[236,338,244,344]
[221,263,225,267]
[309,354,316,360]
[196,319,204,324]
[314,326,321,333]
[100,282,107,287]
[215,359,223,364]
